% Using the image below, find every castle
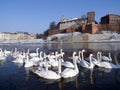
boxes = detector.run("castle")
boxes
[48,12,120,35]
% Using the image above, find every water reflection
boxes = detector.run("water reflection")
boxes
[115,69,120,85]
[44,42,120,51]
[25,68,31,81]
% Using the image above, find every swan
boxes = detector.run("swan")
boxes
[79,49,95,69]
[12,56,24,64]
[101,52,112,62]
[4,49,11,56]
[0,49,7,61]
[91,51,101,66]
[24,54,34,68]
[50,52,59,67]
[39,52,51,68]
[95,52,117,69]
[30,51,44,65]
[61,52,79,78]
[35,56,61,80]
[27,48,39,58]
[61,52,75,68]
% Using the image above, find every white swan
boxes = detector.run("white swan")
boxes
[28,48,39,58]
[95,52,117,69]
[30,51,44,65]
[61,52,75,68]
[39,52,51,68]
[79,49,95,69]
[91,51,101,66]
[24,54,34,68]
[35,56,61,80]
[50,52,59,67]
[61,52,79,78]
[12,56,24,64]
[4,49,11,56]
[12,51,26,64]
[101,52,112,62]
[0,48,7,61]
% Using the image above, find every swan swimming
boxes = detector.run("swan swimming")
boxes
[35,56,62,80]
[79,50,95,69]
[95,52,118,69]
[61,52,79,78]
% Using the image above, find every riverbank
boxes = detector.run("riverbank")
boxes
[0,33,120,44]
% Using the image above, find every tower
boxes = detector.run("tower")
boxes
[87,12,95,24]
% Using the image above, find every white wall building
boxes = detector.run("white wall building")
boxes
[59,18,87,30]
[0,32,36,40]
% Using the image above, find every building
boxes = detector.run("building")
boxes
[100,14,120,32]
[0,32,36,40]
[100,14,120,24]
[48,12,99,35]
[58,12,95,30]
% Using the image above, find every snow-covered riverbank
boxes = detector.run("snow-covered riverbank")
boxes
[1,31,120,44]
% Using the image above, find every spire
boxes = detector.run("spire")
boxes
[60,15,65,22]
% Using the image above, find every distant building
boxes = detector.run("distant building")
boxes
[100,14,120,32]
[58,12,95,30]
[48,12,98,35]
[100,14,120,24]
[48,12,120,36]
[0,32,36,40]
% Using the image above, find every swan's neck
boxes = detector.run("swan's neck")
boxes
[97,52,100,61]
[99,52,102,62]
[89,55,93,68]
[109,53,112,61]
[81,51,84,60]
[74,56,78,72]
[40,51,43,60]
[45,59,48,71]
[78,51,81,61]
[58,58,61,74]
[26,54,29,62]
[55,52,58,61]
[23,52,25,57]
[27,49,30,54]
[36,49,39,56]
[15,48,17,54]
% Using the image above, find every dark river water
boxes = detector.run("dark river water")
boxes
[0,42,120,90]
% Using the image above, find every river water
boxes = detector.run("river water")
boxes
[0,42,120,90]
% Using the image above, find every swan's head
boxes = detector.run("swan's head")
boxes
[51,52,54,55]
[60,49,63,52]
[37,48,39,50]
[73,52,77,56]
[90,54,93,57]
[82,49,85,52]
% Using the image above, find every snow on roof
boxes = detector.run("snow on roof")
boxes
[61,18,79,22]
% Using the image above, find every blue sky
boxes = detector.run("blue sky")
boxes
[0,0,120,34]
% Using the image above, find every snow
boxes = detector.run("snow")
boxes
[47,32,82,41]
[0,31,120,44]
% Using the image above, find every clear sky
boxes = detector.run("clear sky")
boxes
[0,0,120,34]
